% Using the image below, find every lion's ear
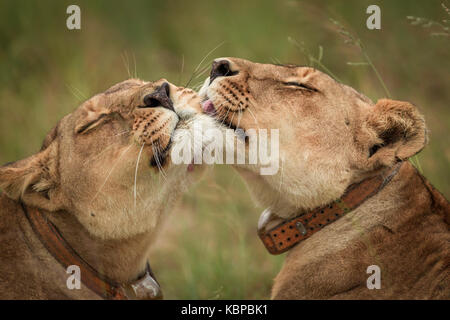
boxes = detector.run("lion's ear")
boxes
[364,99,428,169]
[0,142,64,211]
[74,95,111,134]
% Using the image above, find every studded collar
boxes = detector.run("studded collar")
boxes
[258,162,403,255]
[21,203,163,299]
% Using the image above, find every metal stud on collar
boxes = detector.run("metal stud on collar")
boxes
[295,221,307,236]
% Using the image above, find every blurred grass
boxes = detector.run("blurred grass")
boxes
[0,0,448,299]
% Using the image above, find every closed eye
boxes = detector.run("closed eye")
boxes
[76,112,123,134]
[76,113,109,134]
[283,82,319,92]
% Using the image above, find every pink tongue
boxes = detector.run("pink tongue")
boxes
[202,100,216,115]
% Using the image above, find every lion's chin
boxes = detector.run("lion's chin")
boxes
[169,113,221,173]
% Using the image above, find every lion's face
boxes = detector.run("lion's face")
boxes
[0,79,217,239]
[199,58,427,219]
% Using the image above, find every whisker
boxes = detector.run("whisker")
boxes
[191,82,205,92]
[132,51,138,78]
[270,57,282,65]
[66,84,84,102]
[69,84,88,101]
[82,131,131,165]
[220,104,232,127]
[185,41,225,88]
[278,159,284,194]
[235,109,243,131]
[83,143,116,165]
[110,129,131,138]
[151,140,167,180]
[121,52,131,78]
[193,64,212,80]
[156,144,168,180]
[229,109,237,128]
[126,52,131,78]
[91,144,133,202]
[134,143,145,208]
[246,107,258,124]
[178,54,185,85]
[151,131,172,139]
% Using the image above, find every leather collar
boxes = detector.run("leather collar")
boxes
[21,203,162,300]
[258,162,403,255]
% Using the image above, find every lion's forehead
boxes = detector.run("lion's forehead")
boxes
[228,59,371,107]
[75,80,148,113]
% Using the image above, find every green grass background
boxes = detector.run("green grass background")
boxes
[0,0,448,299]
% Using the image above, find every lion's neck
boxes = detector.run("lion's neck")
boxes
[44,208,153,284]
[287,161,439,241]
[321,161,446,238]
[272,161,449,299]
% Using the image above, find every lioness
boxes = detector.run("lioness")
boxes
[0,79,217,299]
[199,58,450,299]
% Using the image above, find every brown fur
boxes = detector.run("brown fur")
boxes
[0,79,211,299]
[200,57,450,299]
[272,163,450,299]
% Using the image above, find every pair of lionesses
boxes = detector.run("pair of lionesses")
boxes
[0,57,439,299]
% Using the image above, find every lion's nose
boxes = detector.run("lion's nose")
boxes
[142,82,174,112]
[209,59,238,84]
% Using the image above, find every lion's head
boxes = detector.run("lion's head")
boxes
[0,79,217,239]
[199,57,428,219]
